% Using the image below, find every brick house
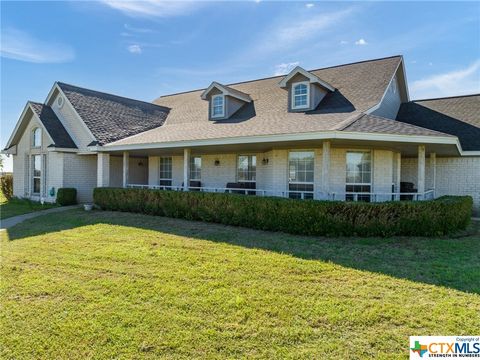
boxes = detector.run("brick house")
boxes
[3,56,480,211]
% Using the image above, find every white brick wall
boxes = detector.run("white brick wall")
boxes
[63,154,97,202]
[402,156,480,212]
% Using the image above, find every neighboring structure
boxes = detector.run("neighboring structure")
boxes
[3,56,480,212]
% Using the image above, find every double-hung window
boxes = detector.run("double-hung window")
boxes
[237,155,256,182]
[288,151,314,199]
[211,95,225,118]
[32,155,42,194]
[346,151,372,202]
[190,156,202,181]
[159,156,172,188]
[292,82,309,109]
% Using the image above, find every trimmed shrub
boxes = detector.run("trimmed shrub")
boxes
[0,174,13,200]
[57,188,77,206]
[93,188,472,237]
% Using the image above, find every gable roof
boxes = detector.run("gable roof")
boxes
[57,82,170,146]
[109,56,404,146]
[201,82,252,102]
[396,94,480,151]
[278,65,335,91]
[29,102,77,148]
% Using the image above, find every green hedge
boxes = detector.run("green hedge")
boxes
[93,188,472,237]
[57,188,77,206]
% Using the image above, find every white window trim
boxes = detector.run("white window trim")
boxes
[32,154,42,195]
[159,156,173,182]
[211,94,225,118]
[189,156,202,180]
[345,150,373,190]
[237,154,256,183]
[32,127,42,148]
[291,81,310,110]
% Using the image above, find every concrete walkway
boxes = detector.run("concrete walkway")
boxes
[0,205,80,230]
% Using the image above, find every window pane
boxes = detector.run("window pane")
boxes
[190,156,201,180]
[212,96,224,116]
[33,128,42,147]
[33,178,41,193]
[237,155,256,181]
[294,84,307,95]
[288,151,314,198]
[160,157,172,179]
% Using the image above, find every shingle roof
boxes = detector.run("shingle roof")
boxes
[29,102,77,148]
[57,82,170,145]
[343,113,453,137]
[108,56,403,146]
[396,95,480,151]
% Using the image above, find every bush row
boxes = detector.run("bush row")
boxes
[93,188,472,237]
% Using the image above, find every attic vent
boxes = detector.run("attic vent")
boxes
[57,96,64,108]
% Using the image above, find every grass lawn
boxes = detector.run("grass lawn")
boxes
[0,192,57,220]
[1,209,479,359]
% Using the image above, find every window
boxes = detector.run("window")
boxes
[159,157,172,187]
[346,151,372,202]
[237,155,256,182]
[190,156,202,180]
[32,155,42,194]
[32,128,42,148]
[211,95,225,117]
[288,151,314,199]
[292,82,309,109]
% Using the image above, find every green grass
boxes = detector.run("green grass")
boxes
[0,192,57,220]
[1,209,479,359]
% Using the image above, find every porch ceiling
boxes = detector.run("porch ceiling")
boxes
[102,138,459,157]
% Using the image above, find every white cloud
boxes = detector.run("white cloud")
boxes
[0,28,74,63]
[305,3,314,8]
[410,60,480,99]
[127,44,142,54]
[340,40,348,45]
[273,61,300,76]
[354,38,367,45]
[255,7,356,55]
[101,0,200,17]
[124,24,154,33]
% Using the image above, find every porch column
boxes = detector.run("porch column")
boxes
[122,151,129,188]
[97,153,110,187]
[183,148,190,191]
[417,145,425,199]
[396,152,401,200]
[322,140,331,199]
[430,152,436,198]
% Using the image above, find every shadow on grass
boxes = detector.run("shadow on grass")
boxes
[6,209,480,294]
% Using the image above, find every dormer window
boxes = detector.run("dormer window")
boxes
[201,81,252,120]
[212,95,225,118]
[292,82,309,109]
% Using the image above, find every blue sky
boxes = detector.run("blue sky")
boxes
[1,1,479,170]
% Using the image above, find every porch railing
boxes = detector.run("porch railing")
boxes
[126,184,435,202]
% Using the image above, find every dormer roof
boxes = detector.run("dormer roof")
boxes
[278,66,335,91]
[201,81,252,103]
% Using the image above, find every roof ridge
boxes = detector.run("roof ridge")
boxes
[56,82,170,110]
[158,55,402,99]
[411,93,480,102]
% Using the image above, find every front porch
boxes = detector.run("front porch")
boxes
[96,139,447,203]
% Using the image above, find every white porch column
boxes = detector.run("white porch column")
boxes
[122,151,129,188]
[417,145,425,199]
[396,152,401,200]
[430,152,436,197]
[97,153,110,187]
[183,148,190,191]
[321,140,331,199]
